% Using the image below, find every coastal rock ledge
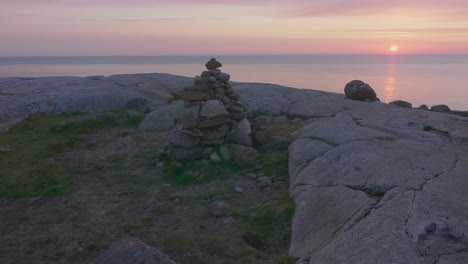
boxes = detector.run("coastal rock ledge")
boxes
[236,83,468,264]
[2,74,468,264]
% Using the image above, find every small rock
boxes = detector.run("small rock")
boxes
[27,196,44,206]
[156,161,165,168]
[237,119,252,135]
[163,184,172,188]
[431,104,451,113]
[389,100,412,108]
[271,116,288,124]
[202,147,215,159]
[0,145,10,152]
[222,217,234,224]
[205,58,223,70]
[201,159,210,165]
[210,152,221,163]
[257,176,270,182]
[244,173,257,180]
[191,170,202,178]
[218,144,231,161]
[229,144,258,166]
[234,186,244,193]
[218,72,230,82]
[29,235,50,247]
[211,201,228,217]
[417,104,429,110]
[253,128,273,146]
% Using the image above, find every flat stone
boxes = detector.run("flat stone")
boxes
[200,140,224,146]
[199,100,228,118]
[198,118,231,129]
[95,237,175,264]
[180,91,207,102]
[227,126,252,147]
[218,72,231,82]
[181,107,200,129]
[169,131,200,148]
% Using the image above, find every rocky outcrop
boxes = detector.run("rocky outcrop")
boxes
[239,83,468,264]
[2,71,468,264]
[0,73,192,133]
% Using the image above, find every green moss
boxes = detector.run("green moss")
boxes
[0,111,143,198]
[163,160,242,186]
[270,122,301,139]
[25,205,82,225]
[231,191,295,251]
[257,149,289,178]
[376,136,396,142]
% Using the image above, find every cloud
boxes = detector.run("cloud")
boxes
[305,28,468,34]
[3,0,468,20]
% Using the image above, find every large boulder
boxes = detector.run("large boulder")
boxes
[95,237,175,264]
[138,101,184,131]
[344,80,378,102]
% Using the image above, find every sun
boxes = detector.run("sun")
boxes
[390,45,399,53]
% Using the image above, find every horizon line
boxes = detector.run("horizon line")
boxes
[2,52,468,58]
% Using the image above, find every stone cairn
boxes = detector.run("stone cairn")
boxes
[167,58,258,166]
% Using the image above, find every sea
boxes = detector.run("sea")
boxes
[1,54,467,110]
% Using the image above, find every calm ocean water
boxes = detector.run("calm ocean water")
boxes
[1,55,467,110]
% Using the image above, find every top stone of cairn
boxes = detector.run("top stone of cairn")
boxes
[205,58,222,70]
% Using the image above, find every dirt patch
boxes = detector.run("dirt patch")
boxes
[0,113,298,264]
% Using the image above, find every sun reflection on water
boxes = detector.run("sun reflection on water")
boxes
[383,63,396,102]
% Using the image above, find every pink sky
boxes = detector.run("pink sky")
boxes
[1,0,468,56]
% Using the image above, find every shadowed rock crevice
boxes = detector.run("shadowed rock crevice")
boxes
[416,222,468,264]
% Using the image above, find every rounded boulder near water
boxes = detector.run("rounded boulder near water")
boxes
[344,80,378,102]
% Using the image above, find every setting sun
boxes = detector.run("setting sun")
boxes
[390,45,399,52]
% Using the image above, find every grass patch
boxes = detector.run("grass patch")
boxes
[0,111,144,198]
[270,122,301,139]
[163,160,242,185]
[257,149,289,178]
[231,191,295,251]
[25,205,82,225]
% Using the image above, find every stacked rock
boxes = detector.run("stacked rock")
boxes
[168,58,257,166]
